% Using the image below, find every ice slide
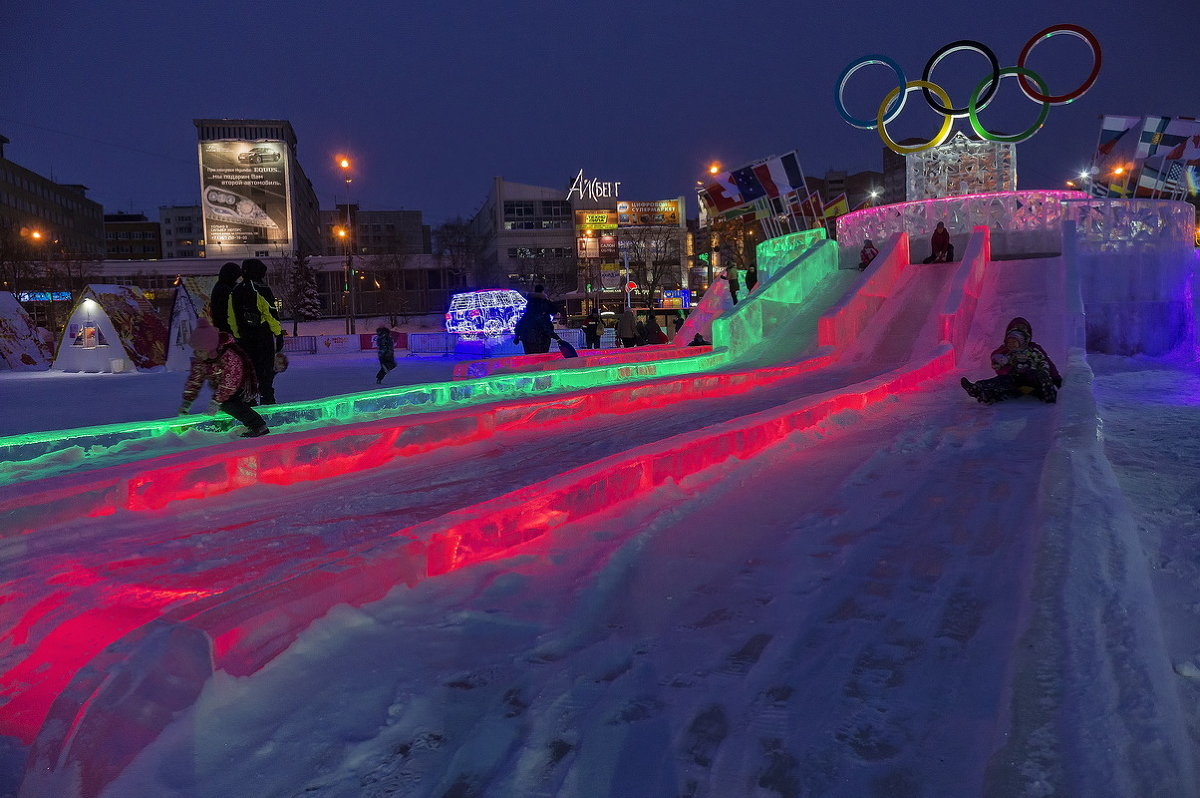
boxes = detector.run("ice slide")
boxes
[4,227,1087,797]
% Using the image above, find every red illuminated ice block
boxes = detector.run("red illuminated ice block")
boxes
[819,232,911,350]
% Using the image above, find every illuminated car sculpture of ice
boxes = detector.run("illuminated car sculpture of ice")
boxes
[444,290,528,337]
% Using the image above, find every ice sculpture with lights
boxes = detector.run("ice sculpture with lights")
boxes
[444,289,527,337]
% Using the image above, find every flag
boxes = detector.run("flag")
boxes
[729,166,767,203]
[823,193,850,218]
[751,151,806,199]
[1162,133,1200,165]
[1096,115,1141,156]
[793,191,825,222]
[700,181,741,213]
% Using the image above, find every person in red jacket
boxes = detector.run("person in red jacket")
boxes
[922,221,954,263]
[961,317,1061,405]
[178,318,270,437]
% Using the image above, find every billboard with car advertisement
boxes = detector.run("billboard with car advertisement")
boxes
[198,140,292,251]
[616,199,683,227]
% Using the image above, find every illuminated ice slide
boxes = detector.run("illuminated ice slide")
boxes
[5,226,1020,796]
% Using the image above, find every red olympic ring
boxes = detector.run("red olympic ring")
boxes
[1016,23,1102,105]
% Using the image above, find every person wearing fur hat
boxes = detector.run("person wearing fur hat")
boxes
[179,318,269,437]
[375,326,396,385]
[230,258,284,404]
[961,317,1060,405]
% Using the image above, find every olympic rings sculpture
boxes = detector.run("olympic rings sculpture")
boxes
[834,24,1101,154]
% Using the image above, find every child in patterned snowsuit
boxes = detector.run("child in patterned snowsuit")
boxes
[961,317,1061,405]
[179,318,269,437]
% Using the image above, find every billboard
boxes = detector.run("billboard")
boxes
[616,199,683,227]
[575,209,619,230]
[198,140,292,250]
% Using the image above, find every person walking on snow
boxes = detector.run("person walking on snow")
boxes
[512,283,560,354]
[961,317,1061,404]
[178,318,269,437]
[209,262,241,334]
[375,326,396,384]
[616,308,638,347]
[229,259,284,404]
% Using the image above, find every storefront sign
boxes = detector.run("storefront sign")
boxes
[575,210,619,230]
[617,199,683,227]
[661,289,692,309]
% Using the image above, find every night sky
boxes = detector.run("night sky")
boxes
[3,0,1197,227]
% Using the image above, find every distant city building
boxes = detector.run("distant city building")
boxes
[805,169,885,211]
[193,119,321,260]
[159,205,204,259]
[319,206,431,256]
[0,134,104,257]
[103,213,162,260]
[468,177,576,290]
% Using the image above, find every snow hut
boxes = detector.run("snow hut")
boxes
[53,285,168,373]
[166,276,218,371]
[0,292,53,370]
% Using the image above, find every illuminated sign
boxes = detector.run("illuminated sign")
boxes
[16,291,72,302]
[661,289,692,309]
[566,169,621,202]
[198,139,292,251]
[575,210,619,230]
[616,199,683,227]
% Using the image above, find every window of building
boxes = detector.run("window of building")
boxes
[503,201,536,219]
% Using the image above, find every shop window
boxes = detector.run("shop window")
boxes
[71,323,108,349]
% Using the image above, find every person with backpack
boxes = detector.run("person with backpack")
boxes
[178,318,269,437]
[209,262,241,334]
[229,258,283,404]
[512,284,559,354]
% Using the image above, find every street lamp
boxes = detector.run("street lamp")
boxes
[336,155,355,333]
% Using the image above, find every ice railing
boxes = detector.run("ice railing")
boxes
[1061,198,1196,253]
[836,190,1088,267]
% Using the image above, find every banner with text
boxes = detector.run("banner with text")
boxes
[198,140,292,250]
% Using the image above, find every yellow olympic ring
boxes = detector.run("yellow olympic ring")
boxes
[876,80,955,155]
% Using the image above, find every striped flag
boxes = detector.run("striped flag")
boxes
[823,193,850,218]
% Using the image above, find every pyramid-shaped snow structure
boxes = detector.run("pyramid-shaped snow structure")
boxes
[52,284,168,372]
[0,292,53,370]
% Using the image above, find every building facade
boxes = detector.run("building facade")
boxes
[468,177,577,292]
[193,119,322,259]
[0,134,105,258]
[319,206,431,256]
[159,205,204,259]
[103,213,162,260]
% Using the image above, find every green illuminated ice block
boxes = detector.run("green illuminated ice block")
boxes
[0,228,838,484]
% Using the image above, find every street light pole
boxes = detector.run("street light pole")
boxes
[338,156,355,334]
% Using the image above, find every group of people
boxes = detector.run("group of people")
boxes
[178,258,285,438]
[859,221,956,271]
[615,308,669,347]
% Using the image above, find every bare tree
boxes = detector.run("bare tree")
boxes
[620,225,684,311]
[433,217,487,287]
[362,252,414,327]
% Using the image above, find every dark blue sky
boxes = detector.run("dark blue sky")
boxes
[3,1,1197,227]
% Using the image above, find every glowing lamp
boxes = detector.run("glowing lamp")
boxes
[444,290,528,337]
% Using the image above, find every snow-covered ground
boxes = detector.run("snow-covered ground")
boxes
[3,282,1200,797]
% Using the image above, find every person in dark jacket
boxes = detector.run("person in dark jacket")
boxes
[687,333,710,347]
[375,326,396,384]
[922,222,954,263]
[230,259,284,404]
[512,284,559,354]
[209,262,241,334]
[178,318,269,437]
[583,310,603,349]
[961,317,1061,404]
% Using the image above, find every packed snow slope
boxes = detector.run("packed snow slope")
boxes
[6,241,1199,797]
